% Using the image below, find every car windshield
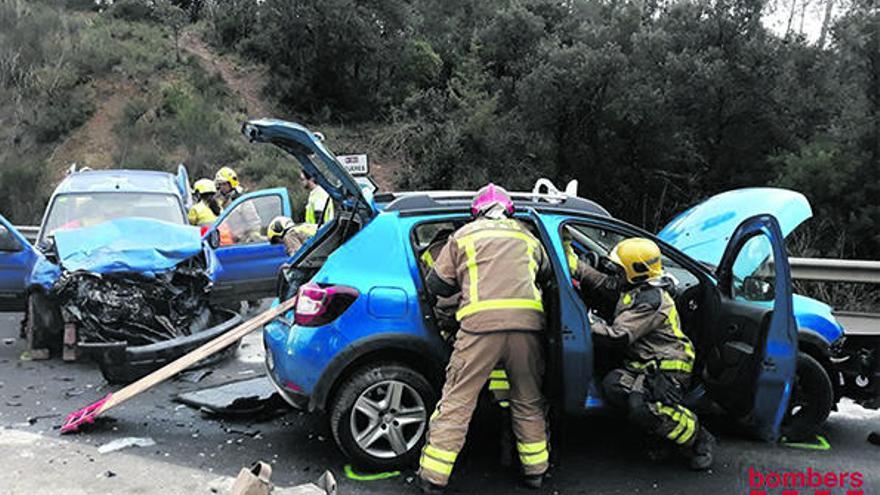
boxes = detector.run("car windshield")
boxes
[40,193,185,243]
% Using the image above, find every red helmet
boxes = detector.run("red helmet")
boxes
[471,183,514,217]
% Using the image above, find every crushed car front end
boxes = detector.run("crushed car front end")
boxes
[28,218,242,382]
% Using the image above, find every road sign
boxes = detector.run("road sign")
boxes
[338,154,369,176]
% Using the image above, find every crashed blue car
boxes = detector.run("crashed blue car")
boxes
[0,167,296,381]
[243,119,878,470]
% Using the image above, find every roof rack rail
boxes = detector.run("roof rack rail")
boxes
[383,190,610,217]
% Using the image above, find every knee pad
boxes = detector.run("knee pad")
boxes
[627,393,660,429]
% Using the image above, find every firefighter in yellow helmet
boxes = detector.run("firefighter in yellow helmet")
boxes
[418,184,551,493]
[214,166,243,210]
[187,179,220,227]
[574,237,715,470]
[267,216,317,256]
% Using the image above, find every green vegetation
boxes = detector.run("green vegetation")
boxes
[0,0,304,224]
[206,0,880,263]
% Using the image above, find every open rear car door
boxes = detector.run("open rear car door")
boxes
[527,210,594,416]
[703,214,797,441]
[0,215,38,312]
[206,188,292,303]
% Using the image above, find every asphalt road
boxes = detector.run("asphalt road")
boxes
[1,311,879,495]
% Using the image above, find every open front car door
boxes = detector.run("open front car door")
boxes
[0,215,38,312]
[703,214,798,441]
[206,188,292,303]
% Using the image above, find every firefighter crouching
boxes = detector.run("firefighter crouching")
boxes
[419,183,551,493]
[267,216,317,256]
[575,237,715,470]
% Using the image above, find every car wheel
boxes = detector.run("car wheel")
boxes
[330,362,436,470]
[781,351,833,441]
[27,292,62,354]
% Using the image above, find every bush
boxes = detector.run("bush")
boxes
[0,163,48,224]
[109,0,155,22]
[33,88,95,144]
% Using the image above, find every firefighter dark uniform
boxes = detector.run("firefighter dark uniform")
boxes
[419,184,551,491]
[574,237,714,470]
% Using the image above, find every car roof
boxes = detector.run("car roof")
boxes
[54,169,181,196]
[376,190,611,218]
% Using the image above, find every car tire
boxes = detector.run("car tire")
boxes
[330,362,437,470]
[781,351,834,441]
[26,292,62,354]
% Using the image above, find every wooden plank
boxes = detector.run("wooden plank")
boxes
[61,297,297,433]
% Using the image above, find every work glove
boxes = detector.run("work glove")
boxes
[647,372,684,405]
[596,255,623,277]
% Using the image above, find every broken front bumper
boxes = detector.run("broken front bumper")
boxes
[831,323,880,409]
[79,308,244,383]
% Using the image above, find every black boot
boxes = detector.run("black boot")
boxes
[686,427,716,471]
[418,477,445,494]
[522,474,543,489]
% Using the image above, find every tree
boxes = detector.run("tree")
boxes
[155,0,188,64]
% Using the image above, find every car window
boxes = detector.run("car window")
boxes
[414,222,457,250]
[564,223,700,290]
[217,195,282,246]
[0,225,22,252]
[41,192,185,243]
[730,234,775,302]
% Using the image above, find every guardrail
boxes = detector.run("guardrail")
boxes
[16,226,39,243]
[789,257,880,284]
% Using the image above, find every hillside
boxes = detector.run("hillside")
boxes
[0,2,401,225]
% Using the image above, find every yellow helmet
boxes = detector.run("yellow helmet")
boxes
[610,237,663,284]
[192,178,216,195]
[267,216,294,244]
[215,166,239,189]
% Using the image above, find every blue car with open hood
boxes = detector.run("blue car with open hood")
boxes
[0,166,298,381]
[242,119,879,470]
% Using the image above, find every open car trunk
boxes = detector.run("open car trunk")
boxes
[277,211,365,300]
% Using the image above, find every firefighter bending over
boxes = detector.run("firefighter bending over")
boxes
[418,183,551,493]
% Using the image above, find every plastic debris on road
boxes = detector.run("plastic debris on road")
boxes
[343,464,401,481]
[175,376,289,417]
[782,434,831,450]
[97,436,156,454]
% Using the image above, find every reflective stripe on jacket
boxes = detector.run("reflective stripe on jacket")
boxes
[281,223,318,256]
[582,265,695,370]
[187,201,217,226]
[431,217,550,333]
[305,186,334,225]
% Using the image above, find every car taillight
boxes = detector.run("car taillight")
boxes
[200,225,211,236]
[294,282,358,327]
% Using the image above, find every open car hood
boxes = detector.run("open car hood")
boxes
[242,119,378,217]
[657,188,812,267]
[53,218,203,276]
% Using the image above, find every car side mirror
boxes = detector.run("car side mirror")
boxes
[743,276,774,301]
[207,229,220,249]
